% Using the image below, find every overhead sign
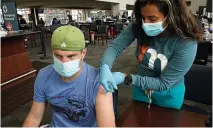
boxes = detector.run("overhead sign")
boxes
[1,2,19,31]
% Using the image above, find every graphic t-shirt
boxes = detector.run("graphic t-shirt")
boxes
[33,62,100,127]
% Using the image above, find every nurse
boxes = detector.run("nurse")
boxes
[99,0,203,109]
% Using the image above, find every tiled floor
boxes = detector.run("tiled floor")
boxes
[1,36,212,127]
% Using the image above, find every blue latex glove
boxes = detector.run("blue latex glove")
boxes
[112,72,125,85]
[99,64,117,92]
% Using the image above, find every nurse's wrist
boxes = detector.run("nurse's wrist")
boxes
[124,74,133,85]
[130,74,136,86]
[124,73,127,77]
[100,64,109,69]
[100,62,112,70]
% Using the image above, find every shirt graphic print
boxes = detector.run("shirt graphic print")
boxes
[137,44,168,76]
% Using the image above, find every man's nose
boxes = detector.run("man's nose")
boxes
[60,57,70,63]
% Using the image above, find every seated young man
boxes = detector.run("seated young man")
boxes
[23,26,115,127]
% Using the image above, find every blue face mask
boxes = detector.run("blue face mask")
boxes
[53,55,81,77]
[142,17,168,36]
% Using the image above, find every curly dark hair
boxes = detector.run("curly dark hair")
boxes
[133,0,203,40]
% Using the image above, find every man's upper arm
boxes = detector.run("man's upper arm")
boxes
[23,68,48,126]
[95,85,115,127]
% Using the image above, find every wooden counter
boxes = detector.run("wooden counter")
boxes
[116,100,208,127]
[1,31,40,117]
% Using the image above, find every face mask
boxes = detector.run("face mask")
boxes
[53,55,81,77]
[142,17,168,36]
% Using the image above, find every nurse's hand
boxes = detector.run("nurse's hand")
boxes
[145,90,155,95]
[112,72,125,85]
[99,64,117,92]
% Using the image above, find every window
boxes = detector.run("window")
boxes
[39,9,83,26]
[71,10,83,22]
[17,8,31,23]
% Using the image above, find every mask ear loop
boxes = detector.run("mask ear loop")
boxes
[163,16,167,22]
[142,18,145,24]
[162,16,169,30]
[78,52,84,69]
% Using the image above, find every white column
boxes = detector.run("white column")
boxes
[119,2,126,10]
[111,3,126,16]
[111,3,119,16]
[84,9,89,20]
[33,8,38,26]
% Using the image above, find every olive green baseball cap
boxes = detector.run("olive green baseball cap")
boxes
[51,25,85,51]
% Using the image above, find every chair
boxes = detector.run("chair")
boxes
[85,40,90,47]
[194,41,211,65]
[79,24,90,33]
[95,20,103,25]
[105,21,115,26]
[74,22,80,28]
[107,25,116,39]
[116,22,124,36]
[184,64,212,105]
[69,22,80,28]
[82,31,90,47]
[94,25,108,45]
[90,22,97,32]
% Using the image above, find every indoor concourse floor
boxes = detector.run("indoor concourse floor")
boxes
[1,36,212,127]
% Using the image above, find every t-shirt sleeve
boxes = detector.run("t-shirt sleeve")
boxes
[92,71,101,106]
[33,69,46,102]
[92,81,100,106]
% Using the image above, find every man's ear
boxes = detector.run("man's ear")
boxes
[81,48,87,59]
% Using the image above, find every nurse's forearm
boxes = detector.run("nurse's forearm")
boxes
[100,22,135,69]
[100,43,124,69]
[130,74,170,91]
